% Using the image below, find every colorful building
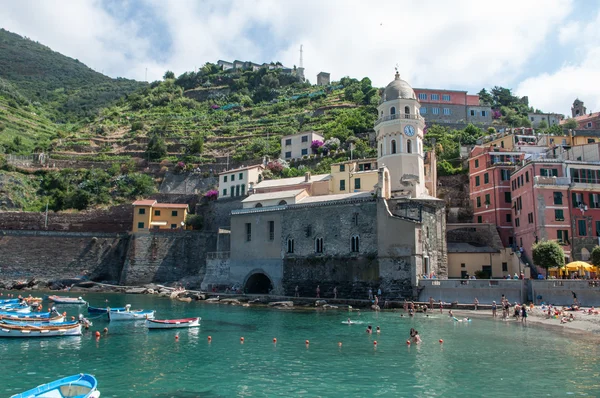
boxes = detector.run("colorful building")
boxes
[469,147,525,247]
[329,158,378,194]
[280,131,324,160]
[565,98,600,129]
[413,88,491,125]
[218,164,264,200]
[132,200,189,233]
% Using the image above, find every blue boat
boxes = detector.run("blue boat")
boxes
[10,373,99,398]
[87,305,127,314]
[1,319,79,327]
[0,311,57,319]
[0,298,20,305]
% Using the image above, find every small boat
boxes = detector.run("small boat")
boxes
[10,373,99,398]
[48,296,87,305]
[1,319,79,327]
[108,309,155,321]
[0,304,31,313]
[0,298,20,305]
[87,305,128,314]
[147,317,200,329]
[0,323,82,338]
[0,312,64,323]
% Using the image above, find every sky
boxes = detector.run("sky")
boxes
[1,0,600,116]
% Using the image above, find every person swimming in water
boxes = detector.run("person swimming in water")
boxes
[409,328,416,338]
[376,326,381,334]
[366,325,372,334]
[413,331,422,344]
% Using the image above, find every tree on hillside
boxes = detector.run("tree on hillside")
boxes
[478,88,493,105]
[146,133,167,161]
[564,118,578,130]
[590,246,600,268]
[532,240,565,271]
[537,120,548,130]
[163,71,175,80]
[546,124,564,135]
[187,134,204,155]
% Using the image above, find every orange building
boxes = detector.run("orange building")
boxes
[132,200,189,232]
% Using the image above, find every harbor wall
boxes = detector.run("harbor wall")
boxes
[120,231,214,287]
[418,279,526,305]
[0,230,129,284]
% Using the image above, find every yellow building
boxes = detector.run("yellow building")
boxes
[132,200,189,233]
[329,158,379,194]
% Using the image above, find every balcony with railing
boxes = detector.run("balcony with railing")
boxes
[571,170,600,189]
[534,176,570,186]
[375,113,424,126]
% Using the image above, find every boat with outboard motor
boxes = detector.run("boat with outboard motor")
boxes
[10,373,99,398]
[147,317,200,329]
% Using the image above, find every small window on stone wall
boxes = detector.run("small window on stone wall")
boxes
[351,235,360,252]
[287,238,294,253]
[315,237,324,253]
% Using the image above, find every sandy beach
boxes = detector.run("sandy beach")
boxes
[451,306,600,340]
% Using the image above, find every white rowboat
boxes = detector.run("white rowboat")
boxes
[108,310,154,321]
[147,317,200,329]
[0,323,82,338]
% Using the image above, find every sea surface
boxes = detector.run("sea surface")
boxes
[1,292,599,397]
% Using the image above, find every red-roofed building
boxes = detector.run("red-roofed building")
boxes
[563,99,600,129]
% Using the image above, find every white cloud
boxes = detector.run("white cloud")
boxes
[0,0,575,96]
[517,10,600,115]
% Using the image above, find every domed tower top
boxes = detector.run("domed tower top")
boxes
[381,71,416,102]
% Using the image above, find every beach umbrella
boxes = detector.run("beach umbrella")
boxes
[564,261,590,271]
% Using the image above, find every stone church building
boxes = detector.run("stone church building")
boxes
[202,73,447,299]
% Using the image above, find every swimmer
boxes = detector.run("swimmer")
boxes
[413,331,422,344]
[366,325,372,334]
[376,326,381,334]
[448,310,454,317]
[409,328,416,338]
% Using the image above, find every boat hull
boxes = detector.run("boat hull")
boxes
[48,296,87,305]
[0,323,82,338]
[147,317,200,329]
[108,310,155,321]
[1,320,79,327]
[10,373,99,398]
[87,305,127,314]
[0,312,64,323]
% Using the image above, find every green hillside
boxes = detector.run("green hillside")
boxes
[54,65,379,168]
[0,29,145,123]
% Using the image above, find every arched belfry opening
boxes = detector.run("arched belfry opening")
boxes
[244,272,273,294]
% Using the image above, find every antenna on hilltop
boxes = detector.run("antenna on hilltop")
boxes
[299,45,303,68]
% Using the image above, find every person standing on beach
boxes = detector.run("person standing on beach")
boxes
[439,300,443,314]
[368,288,373,300]
[474,298,479,311]
[521,304,527,323]
[429,297,434,310]
[572,291,579,306]
[333,286,338,299]
[491,301,497,317]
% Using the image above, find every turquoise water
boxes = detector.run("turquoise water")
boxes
[1,292,600,397]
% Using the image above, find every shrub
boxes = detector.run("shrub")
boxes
[131,121,144,131]
[204,190,218,200]
[185,214,204,230]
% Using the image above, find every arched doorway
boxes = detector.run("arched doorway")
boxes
[244,272,273,294]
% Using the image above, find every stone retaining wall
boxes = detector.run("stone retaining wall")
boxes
[120,231,214,287]
[0,205,133,233]
[0,230,129,283]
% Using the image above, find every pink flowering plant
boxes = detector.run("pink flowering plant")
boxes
[204,190,218,200]
[311,140,324,153]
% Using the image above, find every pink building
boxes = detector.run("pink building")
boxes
[413,88,491,124]
[469,147,524,247]
[510,160,572,265]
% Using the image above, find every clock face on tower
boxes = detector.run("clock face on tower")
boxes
[404,125,415,137]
